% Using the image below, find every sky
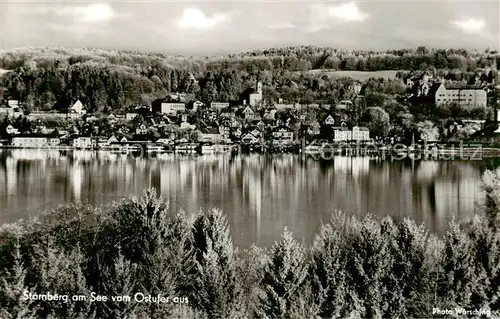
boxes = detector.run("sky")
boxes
[1,0,499,55]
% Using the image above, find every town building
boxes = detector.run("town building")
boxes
[240,81,263,107]
[155,102,186,115]
[272,126,294,142]
[324,115,335,126]
[72,137,94,148]
[243,106,255,120]
[333,127,370,142]
[11,136,53,148]
[211,102,230,110]
[47,137,61,147]
[219,125,231,140]
[69,100,86,115]
[249,82,263,107]
[351,126,370,141]
[433,82,487,108]
[7,100,20,108]
[333,128,352,142]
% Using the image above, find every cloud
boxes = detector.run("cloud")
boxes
[48,3,117,24]
[324,2,369,22]
[306,2,369,32]
[175,8,230,30]
[451,18,486,34]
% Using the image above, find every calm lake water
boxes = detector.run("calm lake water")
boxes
[1,149,499,247]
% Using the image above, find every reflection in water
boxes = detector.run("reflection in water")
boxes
[0,150,494,247]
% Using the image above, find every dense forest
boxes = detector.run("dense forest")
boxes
[0,46,499,113]
[0,170,499,318]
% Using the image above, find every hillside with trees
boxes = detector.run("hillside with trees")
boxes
[0,46,498,115]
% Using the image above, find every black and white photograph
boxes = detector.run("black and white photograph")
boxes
[0,0,499,318]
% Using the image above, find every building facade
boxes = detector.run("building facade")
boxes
[211,102,230,109]
[11,137,50,147]
[334,127,370,142]
[334,128,352,142]
[160,103,186,115]
[70,100,86,115]
[434,83,487,108]
[249,82,263,107]
[73,137,94,148]
[351,126,370,141]
[272,127,294,141]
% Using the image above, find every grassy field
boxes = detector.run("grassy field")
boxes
[302,69,400,80]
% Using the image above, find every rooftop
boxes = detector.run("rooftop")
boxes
[443,83,484,90]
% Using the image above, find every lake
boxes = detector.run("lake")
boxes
[1,149,498,248]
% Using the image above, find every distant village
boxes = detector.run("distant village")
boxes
[0,69,499,154]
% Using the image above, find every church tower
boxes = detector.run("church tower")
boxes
[257,81,262,94]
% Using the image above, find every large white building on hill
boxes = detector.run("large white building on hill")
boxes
[433,82,487,108]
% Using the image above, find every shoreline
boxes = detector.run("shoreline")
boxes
[1,144,500,158]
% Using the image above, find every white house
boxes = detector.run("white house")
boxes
[351,126,370,141]
[7,100,20,108]
[11,137,49,148]
[324,115,335,126]
[272,126,294,141]
[160,103,186,115]
[211,102,230,109]
[219,125,231,140]
[434,82,487,108]
[334,128,352,142]
[47,138,61,147]
[69,100,86,115]
[243,106,255,119]
[73,137,93,148]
